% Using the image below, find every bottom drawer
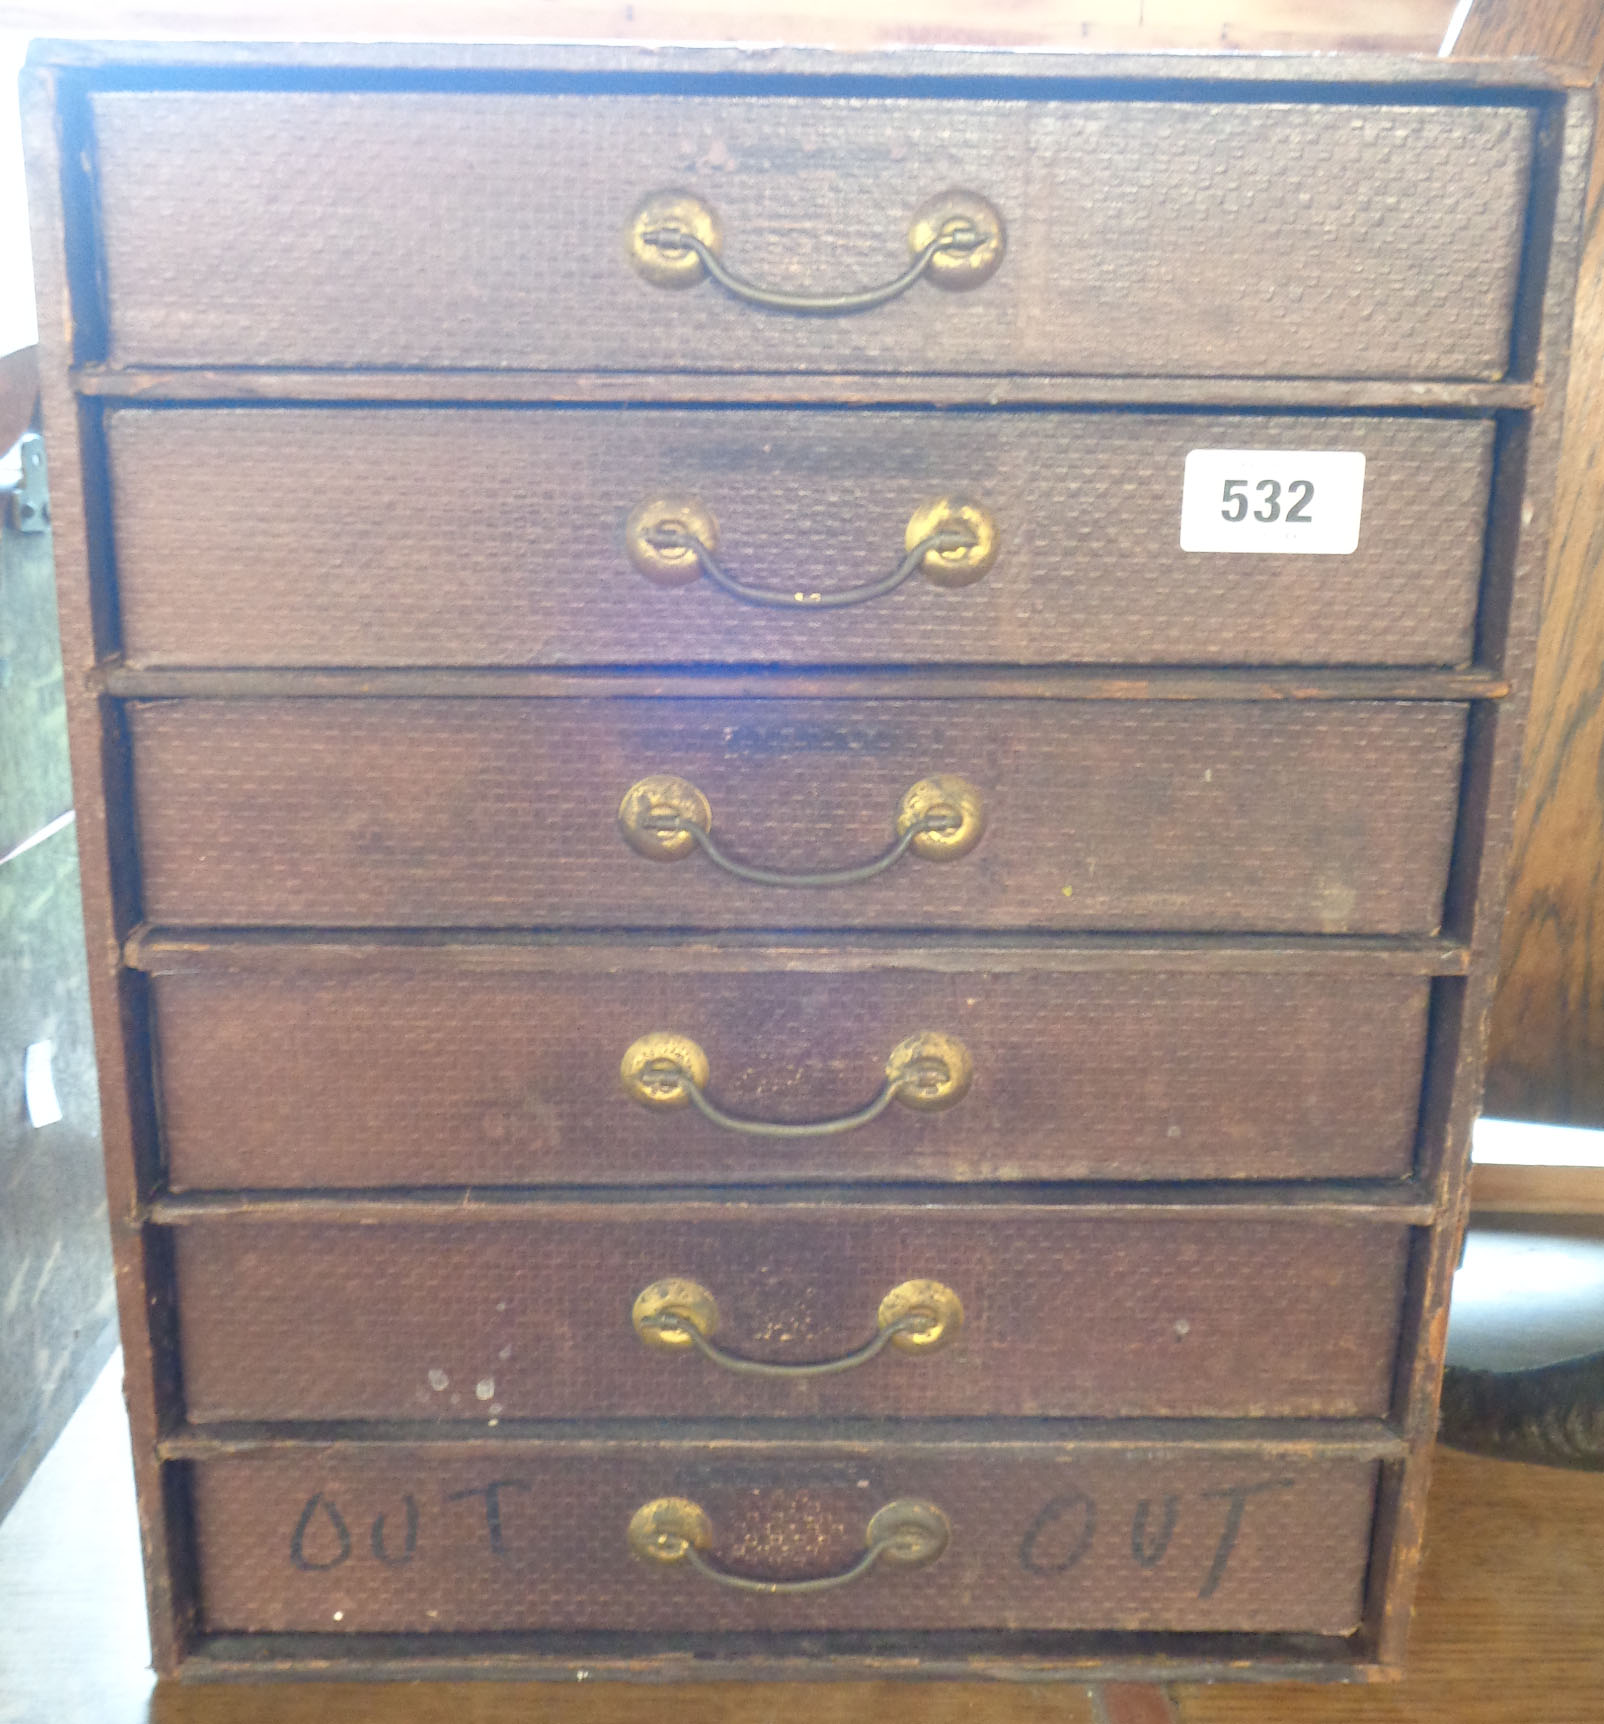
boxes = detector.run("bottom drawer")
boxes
[190,1439,1381,1636]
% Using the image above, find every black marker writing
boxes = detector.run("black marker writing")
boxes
[370,1493,419,1568]
[1197,1478,1296,1599]
[444,1478,531,1557]
[289,1493,353,1572]
[1019,1489,1097,1575]
[1130,1495,1179,1570]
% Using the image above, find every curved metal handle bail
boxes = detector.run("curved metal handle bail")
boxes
[621,1030,973,1137]
[617,774,986,886]
[626,188,1005,314]
[624,496,998,608]
[629,1496,950,1592]
[632,1277,964,1377]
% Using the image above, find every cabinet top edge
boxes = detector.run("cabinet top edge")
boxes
[21,39,1591,92]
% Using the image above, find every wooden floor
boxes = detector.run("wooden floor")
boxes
[1,1353,1601,1724]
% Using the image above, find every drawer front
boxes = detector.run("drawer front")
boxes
[172,1213,1410,1422]
[190,1441,1380,1635]
[91,92,1532,378]
[153,954,1429,1189]
[128,698,1465,934]
[106,409,1493,670]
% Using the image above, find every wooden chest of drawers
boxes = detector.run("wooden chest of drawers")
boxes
[22,38,1589,1686]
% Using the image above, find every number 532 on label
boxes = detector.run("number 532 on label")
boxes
[1180,450,1366,555]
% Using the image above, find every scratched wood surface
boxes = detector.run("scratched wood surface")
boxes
[1460,0,1604,1127]
[1175,1451,1604,1724]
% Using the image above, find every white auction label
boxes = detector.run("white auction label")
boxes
[1180,450,1366,554]
[24,1040,63,1128]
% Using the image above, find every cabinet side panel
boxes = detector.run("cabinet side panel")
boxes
[20,61,189,1673]
[1366,84,1594,1670]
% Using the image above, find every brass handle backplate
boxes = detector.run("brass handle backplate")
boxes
[629,1495,950,1592]
[616,773,985,885]
[621,1029,973,1136]
[625,188,1004,312]
[624,495,997,605]
[632,1276,964,1375]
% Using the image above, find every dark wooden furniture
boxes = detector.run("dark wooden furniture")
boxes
[20,39,1589,1686]
[1461,1,1604,1135]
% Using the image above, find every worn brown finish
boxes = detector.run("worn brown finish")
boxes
[105,409,1495,669]
[97,665,1511,704]
[126,928,1472,977]
[170,1211,1410,1422]
[1470,1161,1604,1215]
[74,365,1545,411]
[21,58,191,1678]
[151,1188,1435,1225]
[1458,3,1604,1126]
[187,1440,1379,1635]
[89,91,1535,379]
[1102,1689,1181,1724]
[21,38,1589,1690]
[146,949,1430,1188]
[1360,77,1594,1675]
[1178,1443,1604,1724]
[126,698,1466,934]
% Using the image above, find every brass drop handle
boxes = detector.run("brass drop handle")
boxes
[629,1496,950,1593]
[617,774,985,887]
[624,496,999,606]
[621,1030,973,1137]
[633,1277,964,1377]
[625,188,1005,313]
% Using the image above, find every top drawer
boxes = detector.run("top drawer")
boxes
[89,91,1535,378]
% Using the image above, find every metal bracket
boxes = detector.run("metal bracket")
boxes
[8,433,49,533]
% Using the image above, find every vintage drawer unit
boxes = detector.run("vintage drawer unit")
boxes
[22,39,1588,1685]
